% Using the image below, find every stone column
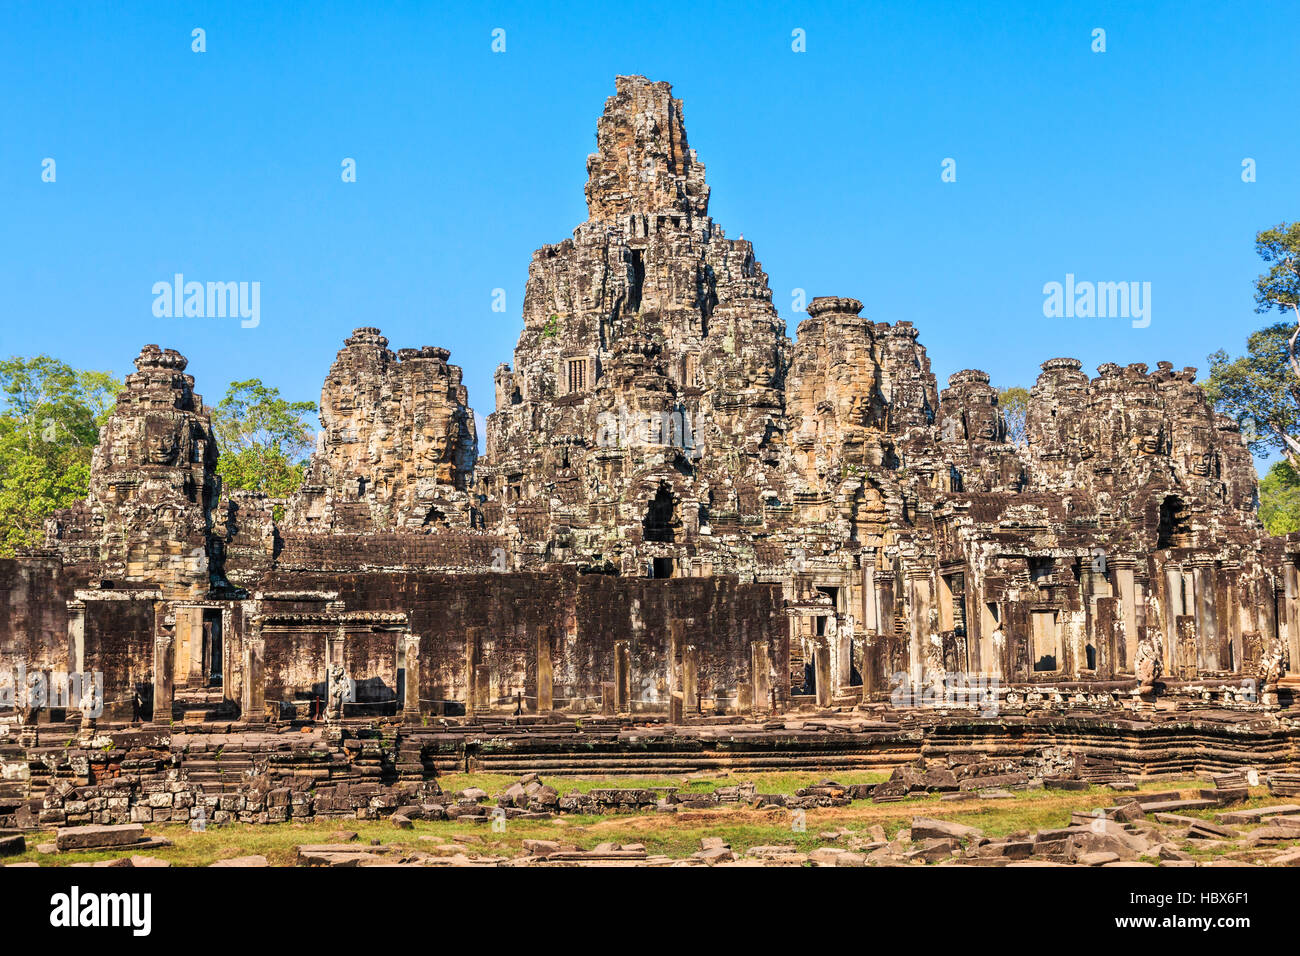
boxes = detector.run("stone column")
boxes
[1192,561,1219,672]
[465,626,482,717]
[402,634,420,717]
[681,644,699,716]
[907,570,933,690]
[1285,562,1300,678]
[750,641,771,716]
[834,621,851,695]
[536,626,553,713]
[242,629,264,722]
[326,627,347,722]
[862,554,879,634]
[613,641,630,712]
[152,632,174,723]
[814,645,832,708]
[668,618,685,699]
[1163,564,1184,668]
[180,607,205,686]
[1112,558,1137,672]
[66,600,85,675]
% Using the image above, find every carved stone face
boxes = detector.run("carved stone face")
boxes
[145,429,178,465]
[841,391,870,428]
[1138,427,1163,455]
[415,430,446,464]
[1191,450,1213,477]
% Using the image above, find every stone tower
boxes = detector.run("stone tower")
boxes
[283,327,479,533]
[46,345,220,596]
[479,75,791,575]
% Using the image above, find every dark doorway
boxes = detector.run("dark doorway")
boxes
[1156,495,1191,548]
[203,609,223,687]
[628,249,645,312]
[643,483,676,542]
[652,556,675,578]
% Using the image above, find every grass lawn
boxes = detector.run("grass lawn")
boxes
[5,772,1260,867]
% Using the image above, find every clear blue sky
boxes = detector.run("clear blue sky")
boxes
[2,1,1296,470]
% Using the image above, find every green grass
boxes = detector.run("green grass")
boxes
[437,769,889,797]
[6,775,1282,867]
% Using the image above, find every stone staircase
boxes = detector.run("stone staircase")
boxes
[173,687,239,724]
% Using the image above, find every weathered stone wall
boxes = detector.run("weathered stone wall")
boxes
[0,556,77,680]
[247,569,785,717]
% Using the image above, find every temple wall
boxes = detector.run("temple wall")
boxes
[248,569,785,717]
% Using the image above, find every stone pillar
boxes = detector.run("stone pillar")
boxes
[1175,616,1198,680]
[681,644,699,716]
[152,632,174,723]
[1163,564,1184,666]
[1113,559,1137,672]
[181,607,205,686]
[668,692,683,723]
[242,631,264,722]
[750,641,771,716]
[465,626,482,717]
[402,634,420,716]
[66,600,85,674]
[613,641,630,712]
[536,627,553,713]
[907,571,933,690]
[601,682,615,715]
[1192,561,1219,672]
[668,618,685,698]
[1285,562,1300,678]
[862,555,879,634]
[835,622,851,694]
[814,644,832,709]
[325,627,347,722]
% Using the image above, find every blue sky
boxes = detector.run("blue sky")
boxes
[2,1,1296,469]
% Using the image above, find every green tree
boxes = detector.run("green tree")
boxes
[1259,459,1300,535]
[1205,223,1300,465]
[210,379,317,501]
[1205,323,1300,464]
[0,356,121,555]
[998,386,1030,447]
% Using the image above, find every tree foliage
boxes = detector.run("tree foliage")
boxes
[0,356,121,555]
[1204,223,1300,465]
[998,386,1030,447]
[1253,221,1300,314]
[1205,323,1300,463]
[1259,459,1300,535]
[210,379,317,500]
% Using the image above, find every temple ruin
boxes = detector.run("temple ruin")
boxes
[4,78,1300,825]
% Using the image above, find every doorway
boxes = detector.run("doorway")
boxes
[203,609,223,688]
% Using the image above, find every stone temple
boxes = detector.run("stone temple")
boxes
[3,77,1300,828]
